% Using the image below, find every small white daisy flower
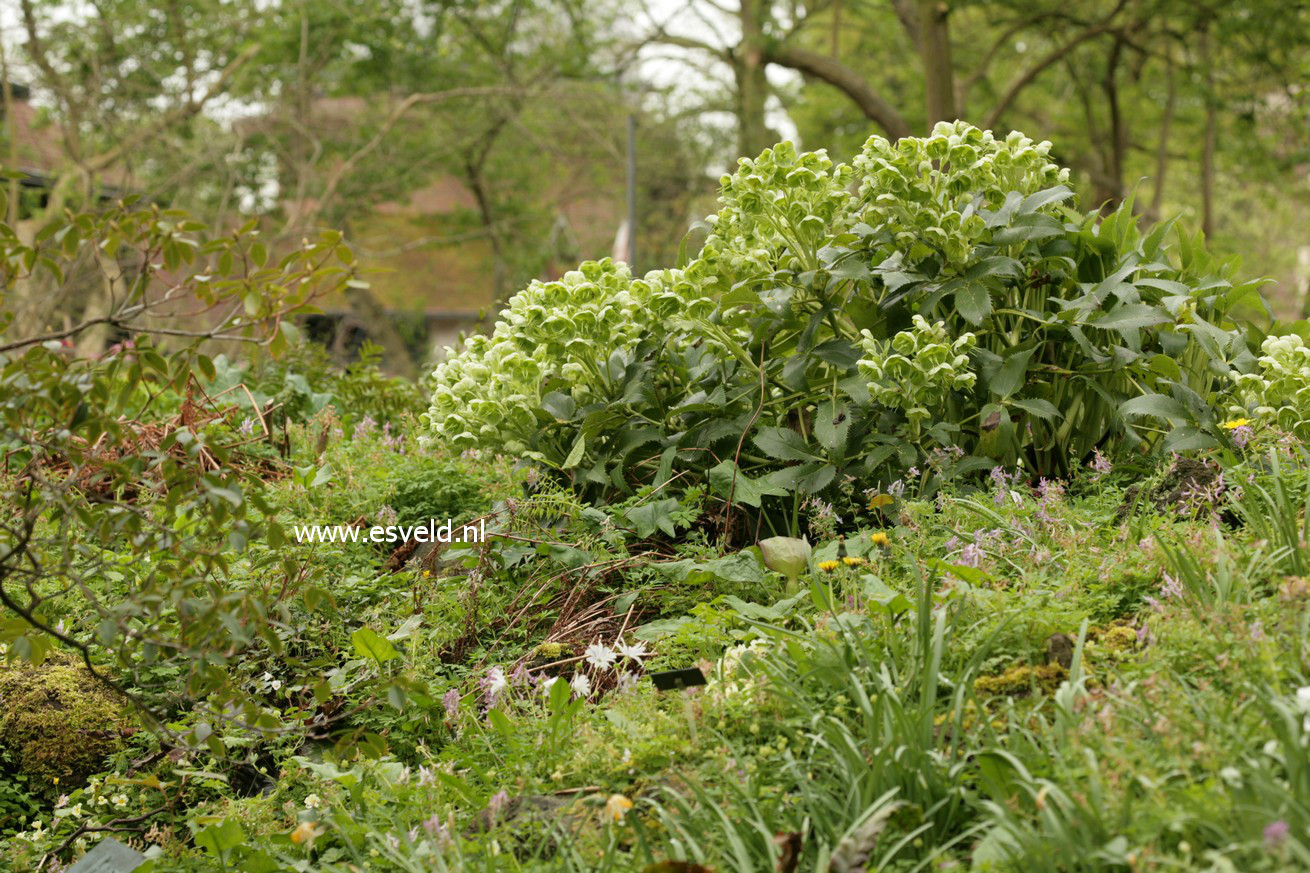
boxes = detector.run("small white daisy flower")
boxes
[617,640,649,661]
[570,673,592,698]
[584,643,617,670]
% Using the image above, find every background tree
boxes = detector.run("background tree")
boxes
[6,0,717,368]
[638,0,1310,314]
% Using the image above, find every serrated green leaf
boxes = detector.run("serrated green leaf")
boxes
[1091,304,1170,332]
[562,434,586,469]
[753,427,816,462]
[1009,398,1060,420]
[814,400,851,457]
[986,346,1036,398]
[1120,393,1189,422]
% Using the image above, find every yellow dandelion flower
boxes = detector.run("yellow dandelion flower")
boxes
[870,531,891,548]
[1222,418,1252,429]
[817,560,840,572]
[842,556,864,566]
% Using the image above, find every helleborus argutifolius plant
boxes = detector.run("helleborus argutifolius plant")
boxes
[427,121,1266,537]
[424,260,715,454]
[854,123,1070,270]
[859,315,977,437]
[1230,334,1310,437]
[702,141,855,279]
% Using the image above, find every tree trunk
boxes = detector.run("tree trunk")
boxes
[73,270,117,358]
[1149,56,1176,218]
[1,43,19,226]
[918,0,956,126]
[462,120,511,306]
[1200,27,1217,239]
[735,0,771,157]
[1098,37,1127,209]
[465,165,507,305]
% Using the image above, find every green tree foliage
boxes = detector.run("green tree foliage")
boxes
[0,194,355,740]
[644,1,1310,312]
[10,0,715,370]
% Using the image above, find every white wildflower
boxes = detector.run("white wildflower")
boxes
[616,640,649,661]
[485,667,508,698]
[570,673,592,698]
[584,643,617,670]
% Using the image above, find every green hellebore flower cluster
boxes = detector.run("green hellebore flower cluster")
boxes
[703,141,854,280]
[853,120,1069,269]
[858,315,977,430]
[1231,333,1310,436]
[424,259,715,453]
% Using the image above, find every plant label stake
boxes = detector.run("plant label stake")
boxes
[649,667,707,691]
[649,667,707,746]
[67,837,146,872]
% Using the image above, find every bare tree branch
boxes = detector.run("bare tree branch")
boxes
[765,43,913,139]
[957,12,1057,113]
[982,1,1128,130]
[295,85,523,231]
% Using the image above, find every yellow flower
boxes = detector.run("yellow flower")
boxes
[290,821,323,845]
[605,794,633,823]
[842,556,864,566]
[870,531,891,548]
[1222,418,1252,429]
[817,560,840,572]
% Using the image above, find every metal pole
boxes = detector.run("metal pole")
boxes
[626,113,637,267]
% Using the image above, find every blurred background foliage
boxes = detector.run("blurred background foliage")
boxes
[2,0,1309,372]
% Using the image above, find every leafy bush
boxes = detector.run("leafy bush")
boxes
[852,126,1069,268]
[207,341,425,430]
[424,260,715,455]
[428,123,1263,535]
[0,197,357,743]
[858,314,978,438]
[387,465,488,529]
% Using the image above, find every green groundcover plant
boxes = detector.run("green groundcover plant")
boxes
[426,122,1267,536]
